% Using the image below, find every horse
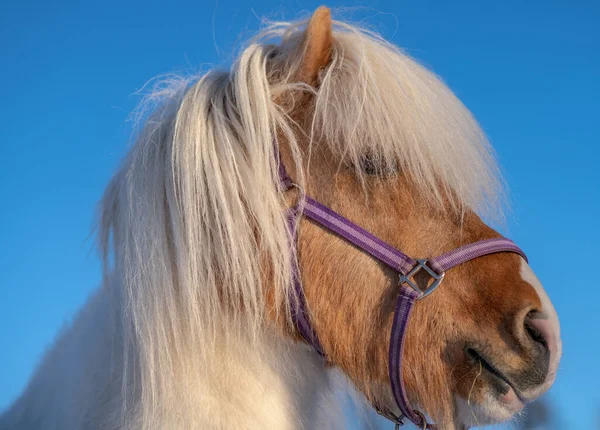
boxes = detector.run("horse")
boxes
[0,7,561,430]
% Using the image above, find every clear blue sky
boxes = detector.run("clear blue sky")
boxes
[1,0,598,428]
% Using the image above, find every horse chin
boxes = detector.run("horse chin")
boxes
[454,390,525,429]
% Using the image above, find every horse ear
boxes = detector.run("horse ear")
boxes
[297,6,333,86]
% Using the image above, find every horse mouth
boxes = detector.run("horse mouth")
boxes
[466,348,526,406]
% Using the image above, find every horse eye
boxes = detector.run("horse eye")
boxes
[357,156,397,176]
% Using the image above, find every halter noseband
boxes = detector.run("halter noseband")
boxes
[279,161,527,429]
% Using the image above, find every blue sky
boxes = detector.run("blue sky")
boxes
[0,0,598,428]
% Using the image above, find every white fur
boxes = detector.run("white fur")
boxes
[455,394,521,428]
[519,259,562,389]
[0,16,504,429]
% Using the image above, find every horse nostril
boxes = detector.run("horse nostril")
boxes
[524,311,553,354]
[525,320,547,350]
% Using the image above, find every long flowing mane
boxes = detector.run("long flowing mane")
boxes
[98,17,503,427]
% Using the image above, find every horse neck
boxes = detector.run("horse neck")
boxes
[0,283,344,430]
[125,296,347,429]
[179,327,344,429]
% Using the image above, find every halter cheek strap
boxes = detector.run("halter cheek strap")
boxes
[279,163,527,429]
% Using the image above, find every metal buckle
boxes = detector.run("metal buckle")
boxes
[398,259,445,299]
[374,406,405,429]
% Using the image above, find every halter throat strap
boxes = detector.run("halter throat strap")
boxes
[279,164,527,429]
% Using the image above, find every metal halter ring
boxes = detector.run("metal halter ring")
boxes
[398,259,445,299]
[413,410,428,430]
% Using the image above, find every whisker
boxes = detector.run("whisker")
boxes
[467,360,483,427]
[452,368,477,390]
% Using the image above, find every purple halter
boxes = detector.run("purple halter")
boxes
[279,161,527,429]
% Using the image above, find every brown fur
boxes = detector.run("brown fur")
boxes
[273,7,545,428]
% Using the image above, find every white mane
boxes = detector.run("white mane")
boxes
[2,16,504,430]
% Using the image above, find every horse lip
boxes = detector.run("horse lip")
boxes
[466,348,528,404]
